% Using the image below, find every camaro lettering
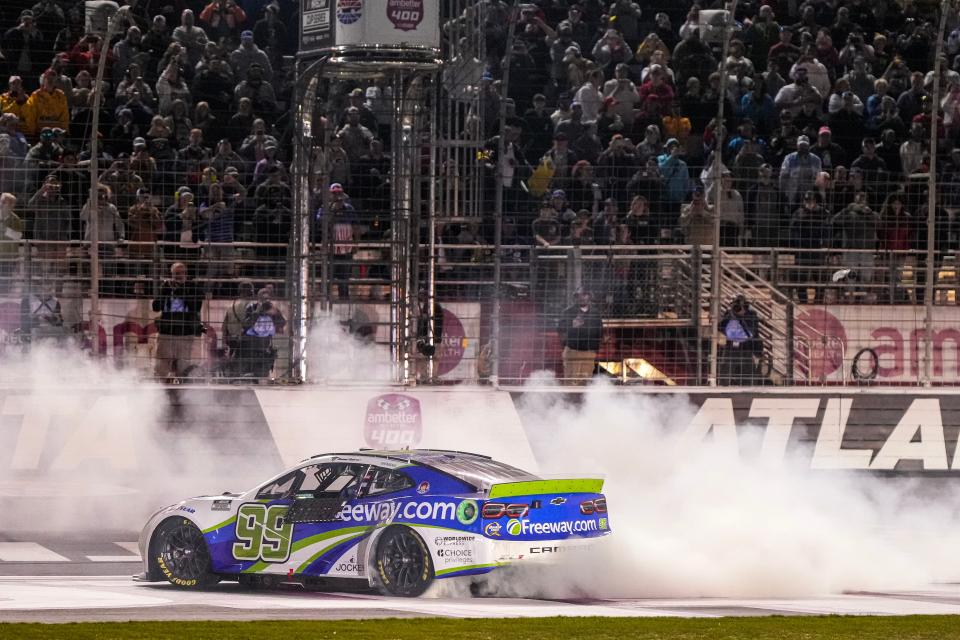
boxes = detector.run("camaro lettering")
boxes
[509,519,599,536]
[529,545,589,554]
[337,501,458,522]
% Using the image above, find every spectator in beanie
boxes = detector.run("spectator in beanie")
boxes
[230,30,272,79]
[172,9,208,68]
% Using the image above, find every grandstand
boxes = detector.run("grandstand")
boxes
[0,0,956,386]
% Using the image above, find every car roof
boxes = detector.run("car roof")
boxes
[311,449,491,463]
[306,449,539,488]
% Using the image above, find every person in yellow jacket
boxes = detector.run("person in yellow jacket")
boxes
[25,70,69,138]
[0,77,34,127]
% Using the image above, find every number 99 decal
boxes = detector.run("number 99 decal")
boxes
[232,504,293,563]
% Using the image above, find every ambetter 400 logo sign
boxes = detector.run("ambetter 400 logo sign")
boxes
[364,393,422,448]
[387,0,423,31]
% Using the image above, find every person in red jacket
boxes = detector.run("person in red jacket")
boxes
[636,64,675,129]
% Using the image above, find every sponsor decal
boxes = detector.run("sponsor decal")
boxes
[178,505,195,513]
[529,545,590,554]
[337,0,362,24]
[507,519,599,536]
[437,308,467,376]
[334,556,364,573]
[549,497,566,506]
[599,517,608,530]
[211,499,232,512]
[434,535,473,546]
[456,499,478,525]
[484,522,501,537]
[337,500,457,522]
[386,0,423,32]
[417,481,430,495]
[436,548,472,558]
[795,308,847,381]
[364,393,422,449]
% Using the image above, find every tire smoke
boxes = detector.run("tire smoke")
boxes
[483,379,960,599]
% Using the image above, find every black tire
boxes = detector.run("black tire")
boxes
[152,518,220,589]
[373,525,434,597]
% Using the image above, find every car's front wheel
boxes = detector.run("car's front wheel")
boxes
[373,525,434,597]
[152,518,219,588]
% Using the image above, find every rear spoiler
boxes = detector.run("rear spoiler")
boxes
[487,478,604,499]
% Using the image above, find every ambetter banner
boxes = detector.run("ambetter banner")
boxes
[795,305,960,384]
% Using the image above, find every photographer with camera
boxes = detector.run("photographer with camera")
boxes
[413,289,444,383]
[238,286,285,379]
[718,294,764,386]
[152,262,205,382]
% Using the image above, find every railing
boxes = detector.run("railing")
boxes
[0,236,957,386]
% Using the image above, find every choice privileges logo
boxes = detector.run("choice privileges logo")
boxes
[506,519,599,536]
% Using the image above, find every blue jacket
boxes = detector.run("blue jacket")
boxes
[657,153,690,203]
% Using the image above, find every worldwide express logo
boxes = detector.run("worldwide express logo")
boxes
[506,519,599,536]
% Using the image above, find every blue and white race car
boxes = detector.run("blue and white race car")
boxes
[138,449,611,596]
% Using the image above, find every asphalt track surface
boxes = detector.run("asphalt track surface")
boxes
[4,537,960,622]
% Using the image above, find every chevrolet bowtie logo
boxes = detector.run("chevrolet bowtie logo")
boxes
[549,497,566,506]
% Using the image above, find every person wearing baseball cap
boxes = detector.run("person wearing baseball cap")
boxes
[811,125,846,170]
[314,182,355,298]
[127,186,162,260]
[230,26,273,79]
[0,77,30,125]
[779,133,821,209]
[658,136,690,208]
[27,69,69,138]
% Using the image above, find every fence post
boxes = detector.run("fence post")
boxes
[693,245,703,385]
[786,300,795,386]
[924,0,951,387]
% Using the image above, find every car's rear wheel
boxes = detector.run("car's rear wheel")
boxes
[373,525,433,597]
[152,518,219,588]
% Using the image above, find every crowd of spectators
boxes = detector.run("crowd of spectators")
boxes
[0,0,955,308]
[458,0,951,301]
[0,0,400,295]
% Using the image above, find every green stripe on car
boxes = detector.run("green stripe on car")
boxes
[295,532,367,574]
[435,562,502,577]
[201,515,237,534]
[487,479,603,499]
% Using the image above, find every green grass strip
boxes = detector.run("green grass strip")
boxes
[6,616,960,639]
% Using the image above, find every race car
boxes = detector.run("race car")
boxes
[137,449,611,597]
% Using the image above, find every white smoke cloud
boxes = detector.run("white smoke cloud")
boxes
[477,378,960,599]
[0,343,272,533]
[305,309,394,383]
